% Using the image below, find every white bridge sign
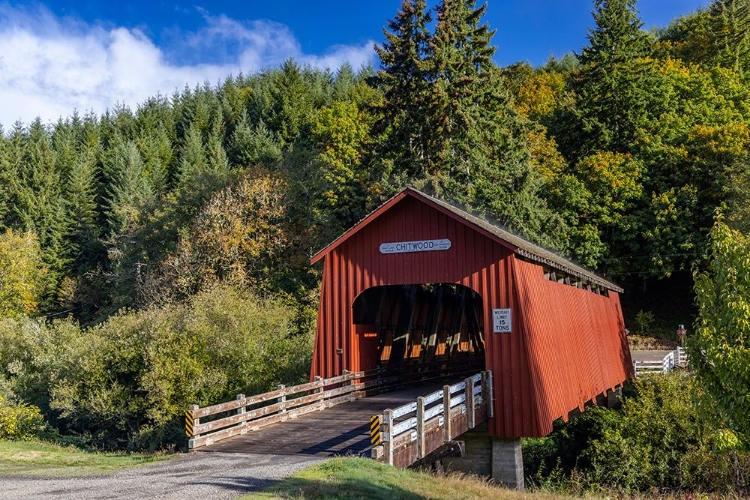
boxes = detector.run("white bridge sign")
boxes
[492,308,512,333]
[379,239,451,254]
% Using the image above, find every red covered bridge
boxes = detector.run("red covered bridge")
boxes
[310,187,632,439]
[187,187,632,489]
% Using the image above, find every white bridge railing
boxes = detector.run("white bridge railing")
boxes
[633,347,688,376]
[370,371,492,468]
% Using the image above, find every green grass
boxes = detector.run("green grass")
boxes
[0,439,168,477]
[242,457,569,500]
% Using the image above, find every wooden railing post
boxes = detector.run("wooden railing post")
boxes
[188,404,199,449]
[443,385,452,441]
[236,394,245,428]
[416,396,425,459]
[465,376,475,429]
[278,385,286,414]
[314,375,323,393]
[383,408,394,466]
[483,371,494,418]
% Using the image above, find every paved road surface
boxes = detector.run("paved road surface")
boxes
[630,349,673,363]
[0,451,322,500]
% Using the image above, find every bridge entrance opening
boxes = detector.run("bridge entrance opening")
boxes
[352,283,485,380]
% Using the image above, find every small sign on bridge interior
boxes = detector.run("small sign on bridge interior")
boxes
[492,308,512,333]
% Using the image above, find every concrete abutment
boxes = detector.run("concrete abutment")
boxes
[442,425,524,491]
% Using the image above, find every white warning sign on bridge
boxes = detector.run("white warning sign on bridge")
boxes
[492,308,512,333]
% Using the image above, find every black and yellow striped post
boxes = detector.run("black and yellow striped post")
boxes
[370,414,381,446]
[186,404,200,450]
[185,410,195,438]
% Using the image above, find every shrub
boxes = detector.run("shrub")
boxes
[0,229,46,319]
[524,374,749,494]
[692,220,750,447]
[634,309,655,334]
[0,286,314,451]
[0,393,45,440]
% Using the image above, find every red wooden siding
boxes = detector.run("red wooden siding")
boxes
[503,257,632,437]
[311,193,631,438]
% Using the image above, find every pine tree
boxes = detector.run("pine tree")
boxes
[372,0,433,182]
[229,112,283,167]
[373,0,565,246]
[0,128,10,229]
[65,146,103,274]
[575,0,651,154]
[106,141,153,234]
[138,126,172,194]
[2,123,28,230]
[206,112,230,175]
[425,0,505,194]
[332,63,358,101]
[15,119,71,305]
[711,0,750,77]
[177,123,208,186]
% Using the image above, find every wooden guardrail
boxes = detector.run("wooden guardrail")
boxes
[370,371,493,468]
[633,347,688,376]
[186,369,382,449]
[186,358,488,450]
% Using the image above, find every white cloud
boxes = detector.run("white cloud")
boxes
[0,5,376,128]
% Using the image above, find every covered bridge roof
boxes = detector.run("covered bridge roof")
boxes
[311,187,622,293]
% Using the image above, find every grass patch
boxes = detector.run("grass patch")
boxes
[0,439,168,477]
[243,457,569,500]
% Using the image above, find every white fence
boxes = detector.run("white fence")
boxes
[633,347,688,376]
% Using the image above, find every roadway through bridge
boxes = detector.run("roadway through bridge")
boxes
[193,382,448,457]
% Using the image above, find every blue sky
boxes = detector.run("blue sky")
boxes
[0,0,709,127]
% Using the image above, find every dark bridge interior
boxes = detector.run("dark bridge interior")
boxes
[352,283,485,380]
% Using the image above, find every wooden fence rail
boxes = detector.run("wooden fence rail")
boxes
[371,371,493,469]
[187,369,382,449]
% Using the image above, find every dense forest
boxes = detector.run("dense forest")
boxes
[0,0,748,474]
[2,0,750,326]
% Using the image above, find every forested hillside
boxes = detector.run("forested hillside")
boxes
[1,0,748,325]
[0,0,749,454]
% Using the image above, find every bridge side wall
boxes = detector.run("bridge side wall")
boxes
[505,258,632,437]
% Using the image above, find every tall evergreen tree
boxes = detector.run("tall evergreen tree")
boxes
[65,146,103,274]
[373,0,565,246]
[372,0,433,182]
[138,126,172,194]
[710,0,750,77]
[264,60,318,147]
[229,113,283,168]
[14,119,71,305]
[575,0,651,154]
[206,113,230,175]
[106,141,153,234]
[426,0,506,192]
[177,123,208,186]
[0,128,10,229]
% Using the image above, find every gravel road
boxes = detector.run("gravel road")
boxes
[0,452,324,499]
